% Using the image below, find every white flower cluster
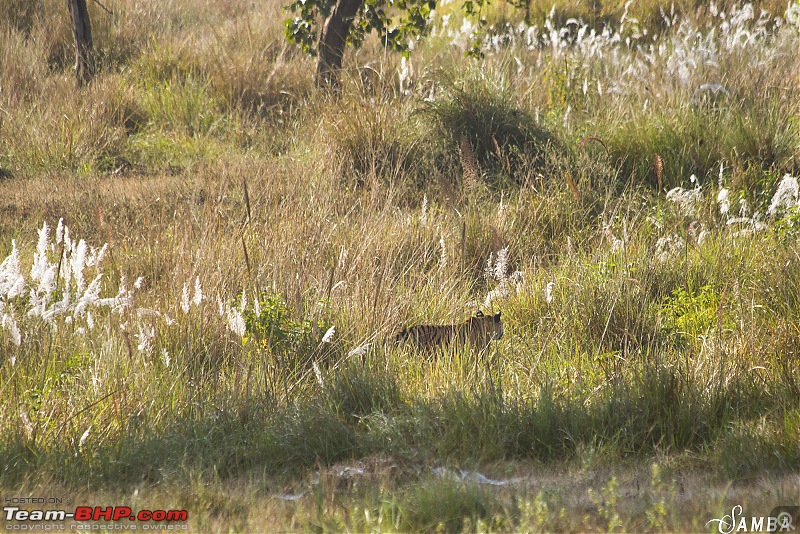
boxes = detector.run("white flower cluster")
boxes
[0,220,140,348]
[214,291,246,338]
[657,171,798,262]
[767,174,799,218]
[666,176,703,217]
[413,2,793,104]
[484,246,524,307]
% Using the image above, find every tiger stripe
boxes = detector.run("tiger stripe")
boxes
[395,311,503,353]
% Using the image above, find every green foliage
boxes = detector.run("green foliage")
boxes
[645,463,676,530]
[284,0,436,58]
[242,293,330,354]
[660,284,730,344]
[589,476,623,532]
[543,56,585,113]
[283,0,328,56]
[775,206,800,242]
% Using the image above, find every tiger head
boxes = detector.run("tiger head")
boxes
[467,310,503,344]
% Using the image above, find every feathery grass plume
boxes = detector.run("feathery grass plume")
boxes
[28,221,56,318]
[3,2,800,528]
[226,305,246,337]
[1,308,21,346]
[687,221,706,245]
[312,360,324,387]
[82,231,107,266]
[398,56,414,96]
[73,275,103,318]
[545,281,555,304]
[485,246,514,306]
[485,246,511,283]
[717,188,731,216]
[321,325,336,343]
[136,322,155,355]
[348,343,371,358]
[53,230,104,321]
[485,283,512,308]
[655,235,685,263]
[604,224,624,252]
[78,427,91,455]
[72,239,88,296]
[655,154,663,191]
[2,219,139,342]
[459,133,481,194]
[181,282,190,313]
[191,276,202,307]
[55,218,64,245]
[768,174,799,217]
[665,179,702,217]
[494,247,508,281]
[496,192,507,224]
[96,276,135,313]
[738,198,750,218]
[0,240,25,299]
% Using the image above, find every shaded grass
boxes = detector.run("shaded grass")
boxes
[2,333,794,489]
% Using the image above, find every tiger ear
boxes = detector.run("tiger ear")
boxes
[476,310,484,317]
[495,311,501,318]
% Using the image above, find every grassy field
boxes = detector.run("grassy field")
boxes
[2,0,800,531]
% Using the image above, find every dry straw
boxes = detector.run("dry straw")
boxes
[459,133,481,194]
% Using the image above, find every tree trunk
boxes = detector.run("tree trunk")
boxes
[67,0,93,86]
[315,0,363,88]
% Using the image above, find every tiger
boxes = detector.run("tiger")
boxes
[395,311,503,353]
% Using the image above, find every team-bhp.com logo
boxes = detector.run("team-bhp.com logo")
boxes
[706,505,798,533]
[4,505,188,530]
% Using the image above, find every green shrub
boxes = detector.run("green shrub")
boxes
[243,293,330,355]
